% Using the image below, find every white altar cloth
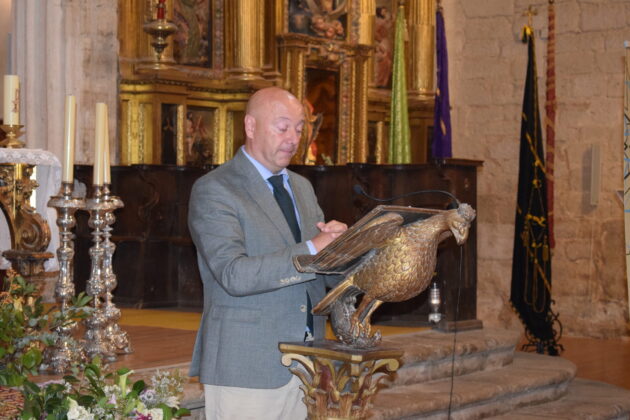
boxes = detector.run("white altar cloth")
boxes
[0,148,62,271]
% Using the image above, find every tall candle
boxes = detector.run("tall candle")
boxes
[93,103,107,186]
[103,110,110,184]
[157,0,166,19]
[62,95,77,183]
[3,75,19,125]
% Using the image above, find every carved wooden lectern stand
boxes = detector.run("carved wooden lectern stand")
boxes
[279,340,402,420]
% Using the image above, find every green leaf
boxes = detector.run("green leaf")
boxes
[132,379,145,394]
[22,347,42,369]
[175,407,191,416]
[74,292,92,307]
[159,403,173,420]
[24,379,41,393]
[117,366,131,376]
[63,374,79,384]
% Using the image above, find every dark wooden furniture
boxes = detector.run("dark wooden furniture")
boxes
[74,160,481,329]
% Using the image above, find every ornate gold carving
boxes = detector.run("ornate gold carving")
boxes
[407,0,436,98]
[176,104,185,165]
[225,0,265,80]
[0,163,51,253]
[0,125,25,149]
[280,341,402,420]
[117,0,436,166]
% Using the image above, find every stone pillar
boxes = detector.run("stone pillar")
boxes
[407,0,436,98]
[11,0,119,165]
[225,0,265,80]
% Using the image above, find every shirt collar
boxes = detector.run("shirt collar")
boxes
[241,146,288,182]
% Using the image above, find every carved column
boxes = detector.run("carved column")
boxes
[225,0,265,80]
[358,0,376,87]
[351,45,372,163]
[280,341,402,420]
[407,0,436,98]
[278,34,309,101]
[263,0,285,81]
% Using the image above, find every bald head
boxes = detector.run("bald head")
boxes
[246,87,301,118]
[243,87,305,173]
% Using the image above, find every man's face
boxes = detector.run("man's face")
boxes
[245,96,304,173]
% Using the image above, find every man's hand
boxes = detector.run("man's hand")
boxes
[311,220,348,252]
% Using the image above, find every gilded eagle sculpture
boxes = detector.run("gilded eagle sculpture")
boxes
[294,203,476,348]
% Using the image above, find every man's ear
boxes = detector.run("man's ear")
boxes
[244,114,256,139]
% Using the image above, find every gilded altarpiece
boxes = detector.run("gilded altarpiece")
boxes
[118,0,436,166]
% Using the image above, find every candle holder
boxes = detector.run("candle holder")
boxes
[83,185,116,362]
[142,14,178,66]
[101,183,132,354]
[44,182,87,372]
[0,124,25,148]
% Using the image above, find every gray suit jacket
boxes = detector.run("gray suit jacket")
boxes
[188,149,329,388]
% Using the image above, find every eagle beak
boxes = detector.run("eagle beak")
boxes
[452,225,469,245]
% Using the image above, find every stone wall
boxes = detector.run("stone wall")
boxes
[443,0,630,337]
[12,0,118,164]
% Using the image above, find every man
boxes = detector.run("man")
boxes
[188,87,347,419]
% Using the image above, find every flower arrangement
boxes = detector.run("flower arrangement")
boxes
[21,358,190,419]
[0,270,191,419]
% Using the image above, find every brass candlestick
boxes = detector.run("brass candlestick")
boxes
[101,183,131,354]
[44,182,87,372]
[0,124,25,148]
[83,185,116,362]
[142,7,178,65]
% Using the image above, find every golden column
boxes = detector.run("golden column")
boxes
[278,34,309,101]
[407,0,436,98]
[351,45,372,163]
[358,0,376,85]
[262,1,286,81]
[352,0,376,163]
[225,0,265,80]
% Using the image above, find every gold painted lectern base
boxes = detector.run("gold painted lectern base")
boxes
[279,340,403,420]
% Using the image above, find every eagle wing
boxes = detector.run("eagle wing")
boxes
[294,211,404,274]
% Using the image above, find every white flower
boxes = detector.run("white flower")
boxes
[135,407,164,420]
[164,395,180,408]
[67,398,94,420]
[147,408,164,420]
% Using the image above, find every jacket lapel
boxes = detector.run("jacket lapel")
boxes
[233,150,297,244]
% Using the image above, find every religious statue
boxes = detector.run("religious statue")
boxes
[290,0,347,39]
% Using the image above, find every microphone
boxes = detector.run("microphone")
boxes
[353,184,460,208]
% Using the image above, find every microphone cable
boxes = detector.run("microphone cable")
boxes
[353,184,460,208]
[446,244,464,418]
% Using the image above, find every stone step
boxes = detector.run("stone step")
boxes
[381,328,521,386]
[369,352,576,419]
[488,378,630,420]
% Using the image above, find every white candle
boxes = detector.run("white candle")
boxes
[93,103,107,185]
[103,110,110,184]
[62,95,77,183]
[3,75,19,125]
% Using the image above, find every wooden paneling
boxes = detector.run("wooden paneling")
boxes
[74,160,481,328]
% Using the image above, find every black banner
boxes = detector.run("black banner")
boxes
[510,27,562,356]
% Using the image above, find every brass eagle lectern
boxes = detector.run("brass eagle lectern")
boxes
[295,203,476,349]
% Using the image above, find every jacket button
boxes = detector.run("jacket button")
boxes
[300,305,307,312]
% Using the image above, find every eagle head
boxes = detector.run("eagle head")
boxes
[448,203,476,245]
